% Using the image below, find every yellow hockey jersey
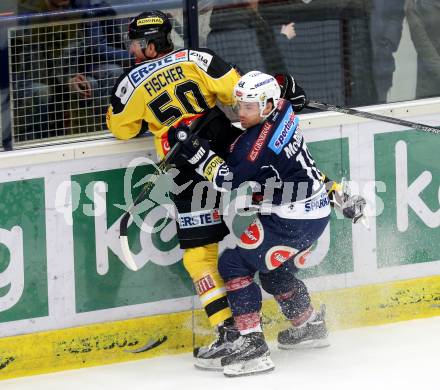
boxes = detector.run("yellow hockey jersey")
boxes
[106,48,240,157]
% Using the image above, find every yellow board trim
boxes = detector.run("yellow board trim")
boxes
[1,275,440,380]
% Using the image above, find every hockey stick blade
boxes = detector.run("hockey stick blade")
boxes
[124,336,168,354]
[119,235,139,271]
[307,100,440,135]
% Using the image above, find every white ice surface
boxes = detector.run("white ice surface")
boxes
[2,316,440,390]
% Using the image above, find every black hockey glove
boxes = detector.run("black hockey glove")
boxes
[168,124,211,166]
[275,73,307,112]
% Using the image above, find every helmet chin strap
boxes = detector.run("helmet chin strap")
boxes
[259,101,276,118]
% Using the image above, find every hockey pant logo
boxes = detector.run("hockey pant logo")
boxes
[195,274,216,296]
[237,219,264,249]
[264,245,312,271]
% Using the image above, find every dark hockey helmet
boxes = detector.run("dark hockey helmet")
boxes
[126,10,174,53]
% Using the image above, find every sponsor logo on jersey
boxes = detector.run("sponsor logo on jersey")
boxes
[304,192,330,212]
[195,274,216,295]
[161,133,171,155]
[188,146,206,165]
[129,51,188,86]
[218,166,230,177]
[238,219,264,249]
[136,17,164,26]
[175,51,187,59]
[189,50,213,72]
[203,155,225,181]
[265,246,298,270]
[271,110,280,122]
[247,121,273,162]
[268,109,299,155]
[178,209,222,229]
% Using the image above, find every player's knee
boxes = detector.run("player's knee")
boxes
[267,276,311,320]
[259,270,276,295]
[218,249,247,281]
[260,266,292,295]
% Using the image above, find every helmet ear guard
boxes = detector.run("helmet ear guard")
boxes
[127,10,174,53]
[233,71,281,117]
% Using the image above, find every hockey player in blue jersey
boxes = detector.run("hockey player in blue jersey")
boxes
[170,71,334,376]
[171,71,366,376]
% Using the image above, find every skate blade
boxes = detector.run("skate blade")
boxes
[278,338,330,350]
[194,357,223,371]
[223,355,275,377]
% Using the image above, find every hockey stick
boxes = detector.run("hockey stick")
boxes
[119,139,184,271]
[117,115,208,355]
[306,100,440,135]
[118,110,223,353]
[119,111,215,271]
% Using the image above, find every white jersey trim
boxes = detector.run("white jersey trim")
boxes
[272,185,331,219]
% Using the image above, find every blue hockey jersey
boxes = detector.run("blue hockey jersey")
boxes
[198,99,330,219]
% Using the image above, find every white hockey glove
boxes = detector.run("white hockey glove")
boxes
[325,178,367,224]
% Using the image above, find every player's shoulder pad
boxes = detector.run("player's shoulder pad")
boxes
[269,99,293,124]
[188,48,234,78]
[246,99,295,162]
[266,99,300,155]
[110,67,136,115]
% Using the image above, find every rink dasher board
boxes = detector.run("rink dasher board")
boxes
[0,275,439,380]
[0,99,439,379]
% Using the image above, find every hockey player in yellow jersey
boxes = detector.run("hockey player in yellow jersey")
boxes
[106,10,243,370]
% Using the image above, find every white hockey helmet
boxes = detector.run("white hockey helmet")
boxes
[233,71,281,117]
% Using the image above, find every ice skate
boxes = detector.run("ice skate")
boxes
[278,305,330,349]
[221,332,275,377]
[193,318,240,371]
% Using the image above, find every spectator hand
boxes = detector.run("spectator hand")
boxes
[280,22,296,40]
[168,124,211,166]
[69,74,92,98]
[274,73,307,112]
